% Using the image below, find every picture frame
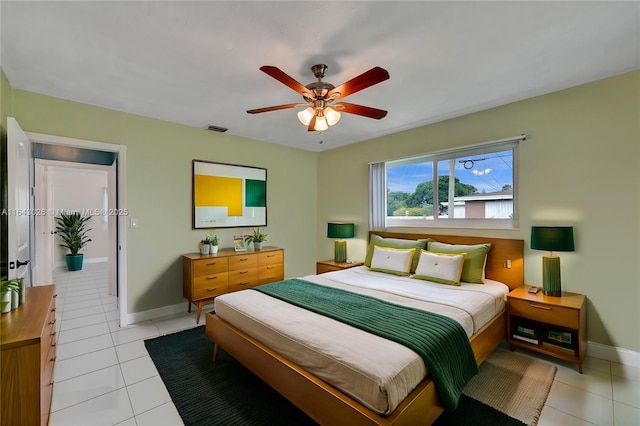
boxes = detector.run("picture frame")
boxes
[192,160,267,229]
[233,235,247,252]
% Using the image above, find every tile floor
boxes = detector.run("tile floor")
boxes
[49,263,639,426]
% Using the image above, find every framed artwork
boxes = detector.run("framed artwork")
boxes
[192,160,267,229]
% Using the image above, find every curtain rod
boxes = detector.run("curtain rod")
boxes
[368,134,527,165]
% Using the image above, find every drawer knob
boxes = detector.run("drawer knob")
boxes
[267,266,274,269]
[240,271,248,274]
[50,356,57,362]
[206,276,218,280]
[49,319,56,325]
[239,258,248,262]
[206,287,218,292]
[530,303,552,311]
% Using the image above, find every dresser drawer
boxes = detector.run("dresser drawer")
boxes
[258,264,284,284]
[258,250,283,266]
[509,298,579,329]
[193,258,228,276]
[228,268,259,292]
[193,273,229,300]
[229,254,258,271]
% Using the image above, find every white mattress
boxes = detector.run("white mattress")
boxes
[214,266,508,415]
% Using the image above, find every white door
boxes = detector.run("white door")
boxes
[7,117,33,284]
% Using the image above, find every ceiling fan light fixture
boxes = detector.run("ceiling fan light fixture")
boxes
[324,107,341,126]
[297,107,315,126]
[314,115,329,132]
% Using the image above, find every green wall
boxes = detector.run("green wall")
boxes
[9,88,318,315]
[317,70,640,352]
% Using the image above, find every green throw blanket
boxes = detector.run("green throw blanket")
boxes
[254,279,478,411]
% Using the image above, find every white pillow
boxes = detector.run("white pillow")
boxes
[369,246,415,276]
[413,250,467,286]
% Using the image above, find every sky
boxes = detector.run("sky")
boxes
[387,150,513,194]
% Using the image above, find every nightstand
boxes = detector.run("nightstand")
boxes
[316,260,364,274]
[507,285,587,373]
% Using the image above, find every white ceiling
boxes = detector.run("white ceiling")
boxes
[2,1,638,152]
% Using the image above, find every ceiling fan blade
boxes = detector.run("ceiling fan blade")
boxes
[327,67,389,100]
[260,66,312,97]
[308,114,317,132]
[335,102,388,119]
[247,103,305,114]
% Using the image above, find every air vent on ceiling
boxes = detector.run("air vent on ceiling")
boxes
[207,125,228,133]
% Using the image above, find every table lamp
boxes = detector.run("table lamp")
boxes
[327,222,355,263]
[530,226,575,296]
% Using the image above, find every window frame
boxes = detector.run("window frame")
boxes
[373,135,525,230]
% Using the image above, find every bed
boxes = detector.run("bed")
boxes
[205,231,524,425]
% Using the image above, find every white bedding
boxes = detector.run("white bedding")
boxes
[214,266,509,415]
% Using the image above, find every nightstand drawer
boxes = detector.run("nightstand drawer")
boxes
[510,298,579,329]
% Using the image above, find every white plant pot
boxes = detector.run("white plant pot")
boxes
[1,291,11,313]
[11,290,19,310]
[210,245,219,254]
[200,244,210,255]
[253,242,262,250]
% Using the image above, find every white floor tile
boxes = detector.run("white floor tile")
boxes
[546,381,615,425]
[613,376,640,408]
[614,401,640,426]
[114,339,149,363]
[110,323,160,346]
[59,312,108,331]
[57,322,111,345]
[134,402,184,426]
[51,364,126,411]
[49,388,134,426]
[612,362,640,382]
[54,347,119,382]
[56,333,114,360]
[554,364,614,400]
[538,405,595,426]
[120,355,159,386]
[126,375,172,416]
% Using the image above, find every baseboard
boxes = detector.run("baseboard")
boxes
[588,341,640,369]
[126,300,214,325]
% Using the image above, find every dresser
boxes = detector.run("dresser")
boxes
[1,285,57,426]
[183,247,284,323]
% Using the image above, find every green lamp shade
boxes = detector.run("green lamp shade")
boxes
[531,226,575,296]
[327,223,355,239]
[531,226,575,252]
[328,223,354,263]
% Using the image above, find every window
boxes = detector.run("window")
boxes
[370,135,525,230]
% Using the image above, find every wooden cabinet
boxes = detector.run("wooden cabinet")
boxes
[507,285,586,373]
[183,247,284,323]
[316,260,364,274]
[1,285,57,426]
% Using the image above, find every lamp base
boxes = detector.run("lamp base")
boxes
[542,255,562,296]
[334,240,347,263]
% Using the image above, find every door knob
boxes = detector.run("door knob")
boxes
[16,260,29,268]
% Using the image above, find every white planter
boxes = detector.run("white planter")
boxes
[210,245,219,254]
[1,291,12,313]
[253,242,262,250]
[11,290,19,310]
[200,244,210,255]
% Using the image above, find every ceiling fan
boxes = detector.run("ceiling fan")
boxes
[247,64,390,132]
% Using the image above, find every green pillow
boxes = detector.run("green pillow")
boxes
[427,241,491,284]
[365,235,430,274]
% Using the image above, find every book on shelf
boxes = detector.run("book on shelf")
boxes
[512,331,541,345]
[516,324,539,337]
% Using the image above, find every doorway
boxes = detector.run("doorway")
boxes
[25,130,128,327]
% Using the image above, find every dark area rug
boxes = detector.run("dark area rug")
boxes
[145,326,548,426]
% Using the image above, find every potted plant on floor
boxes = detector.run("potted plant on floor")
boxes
[55,212,92,271]
[244,228,267,250]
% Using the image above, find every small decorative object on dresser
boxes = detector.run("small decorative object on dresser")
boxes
[316,260,364,274]
[507,285,586,373]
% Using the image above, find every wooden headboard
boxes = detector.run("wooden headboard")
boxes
[368,231,524,290]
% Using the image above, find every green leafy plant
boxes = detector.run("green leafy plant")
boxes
[244,227,267,244]
[54,212,92,255]
[1,278,21,312]
[205,234,219,246]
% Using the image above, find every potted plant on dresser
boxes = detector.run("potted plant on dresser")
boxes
[1,278,21,313]
[55,212,92,271]
[207,234,219,254]
[244,227,267,250]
